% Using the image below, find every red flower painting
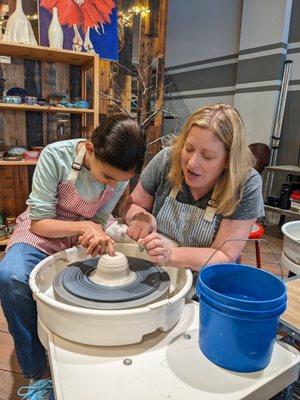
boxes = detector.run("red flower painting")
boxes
[40,0,115,53]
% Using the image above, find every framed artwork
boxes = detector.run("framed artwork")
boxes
[38,0,118,61]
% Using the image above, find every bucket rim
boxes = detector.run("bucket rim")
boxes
[281,221,300,244]
[197,263,286,306]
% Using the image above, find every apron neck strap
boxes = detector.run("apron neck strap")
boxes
[204,186,218,222]
[170,187,179,198]
[67,145,86,185]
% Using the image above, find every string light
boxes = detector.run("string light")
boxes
[129,6,150,16]
[118,6,150,27]
[26,13,39,20]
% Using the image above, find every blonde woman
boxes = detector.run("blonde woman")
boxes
[123,104,264,270]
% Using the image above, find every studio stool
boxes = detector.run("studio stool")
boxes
[249,222,265,269]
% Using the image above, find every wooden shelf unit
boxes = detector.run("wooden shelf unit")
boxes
[0,41,95,67]
[0,103,94,114]
[0,159,38,166]
[264,165,300,176]
[0,42,100,128]
[264,205,300,219]
[263,165,300,223]
[0,42,101,219]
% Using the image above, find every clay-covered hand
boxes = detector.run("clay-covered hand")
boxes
[126,212,157,241]
[138,232,172,265]
[78,221,115,257]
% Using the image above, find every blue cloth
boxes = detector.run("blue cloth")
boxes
[0,243,48,378]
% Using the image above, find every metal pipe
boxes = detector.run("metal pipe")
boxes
[265,60,293,197]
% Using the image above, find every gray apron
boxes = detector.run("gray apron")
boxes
[156,187,221,248]
[156,187,221,299]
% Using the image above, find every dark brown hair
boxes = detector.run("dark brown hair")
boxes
[91,114,146,174]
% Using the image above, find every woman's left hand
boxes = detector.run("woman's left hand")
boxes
[139,232,173,265]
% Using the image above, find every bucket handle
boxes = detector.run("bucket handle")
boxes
[201,238,284,280]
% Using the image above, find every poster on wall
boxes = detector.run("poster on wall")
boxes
[38,0,118,61]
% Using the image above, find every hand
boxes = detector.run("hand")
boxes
[126,212,157,241]
[139,232,172,265]
[78,221,115,257]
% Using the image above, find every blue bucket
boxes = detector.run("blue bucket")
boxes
[196,263,287,372]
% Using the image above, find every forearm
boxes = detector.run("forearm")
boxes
[123,203,153,224]
[168,247,231,271]
[30,219,95,238]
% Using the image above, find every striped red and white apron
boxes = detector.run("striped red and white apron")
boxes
[6,146,115,255]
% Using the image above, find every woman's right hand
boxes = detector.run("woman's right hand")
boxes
[126,212,157,241]
[78,221,115,257]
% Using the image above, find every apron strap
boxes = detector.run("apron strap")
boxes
[67,145,86,185]
[204,187,218,222]
[169,187,179,198]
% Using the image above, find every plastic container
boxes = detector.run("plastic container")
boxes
[196,263,287,372]
[290,191,300,214]
[281,221,300,264]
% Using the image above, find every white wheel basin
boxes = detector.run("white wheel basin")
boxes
[29,242,193,346]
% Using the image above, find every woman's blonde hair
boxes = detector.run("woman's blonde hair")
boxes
[167,103,255,216]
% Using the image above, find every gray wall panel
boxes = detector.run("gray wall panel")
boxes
[168,64,237,92]
[288,0,300,43]
[236,54,286,84]
[277,91,300,166]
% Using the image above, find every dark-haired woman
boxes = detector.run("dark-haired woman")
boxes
[0,115,145,399]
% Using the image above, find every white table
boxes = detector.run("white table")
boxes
[39,302,300,400]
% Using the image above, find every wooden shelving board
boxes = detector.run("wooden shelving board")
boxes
[0,103,94,114]
[264,165,300,176]
[264,205,300,218]
[0,41,95,67]
[0,238,9,246]
[0,159,38,166]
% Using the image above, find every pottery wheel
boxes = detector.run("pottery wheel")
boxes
[53,256,170,310]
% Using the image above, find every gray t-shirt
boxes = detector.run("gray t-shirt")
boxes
[140,147,264,220]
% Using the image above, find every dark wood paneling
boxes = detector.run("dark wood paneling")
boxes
[70,65,81,137]
[0,167,29,217]
[41,62,57,143]
[24,60,43,147]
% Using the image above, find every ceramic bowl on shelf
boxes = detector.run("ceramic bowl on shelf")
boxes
[72,100,89,108]
[23,151,40,160]
[24,96,38,105]
[7,145,28,157]
[2,95,22,104]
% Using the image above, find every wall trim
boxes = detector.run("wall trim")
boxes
[239,42,287,55]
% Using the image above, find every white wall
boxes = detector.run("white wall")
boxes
[163,0,243,134]
[166,0,243,67]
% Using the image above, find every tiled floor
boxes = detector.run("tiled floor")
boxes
[0,225,296,399]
